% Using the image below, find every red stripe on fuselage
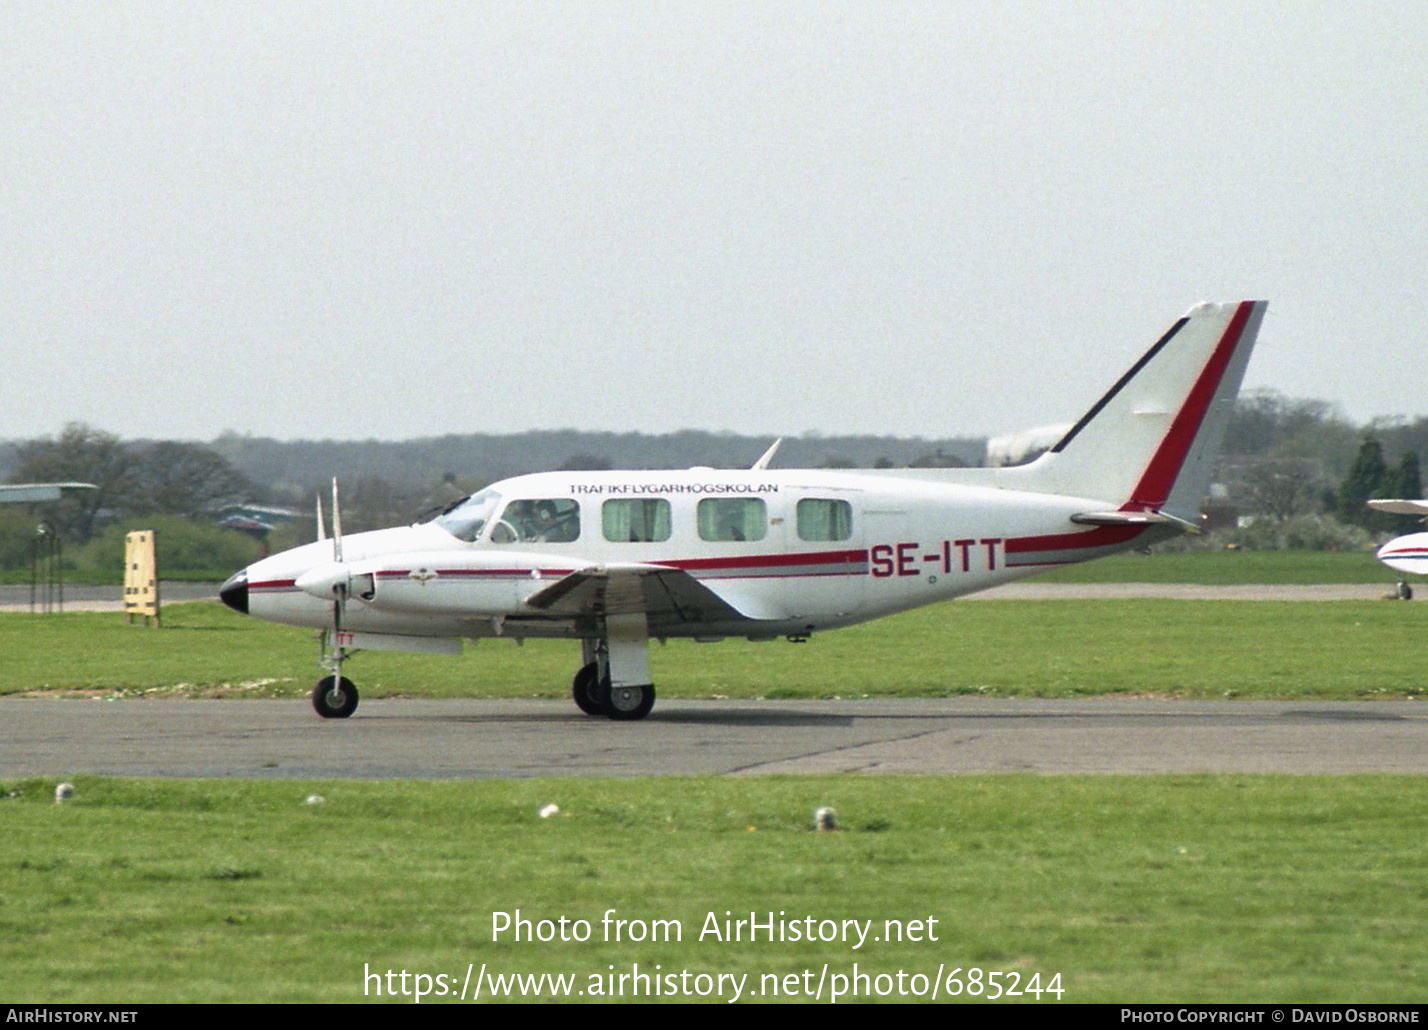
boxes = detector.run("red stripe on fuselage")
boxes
[373,568,576,579]
[358,549,869,582]
[249,578,297,591]
[1005,525,1144,556]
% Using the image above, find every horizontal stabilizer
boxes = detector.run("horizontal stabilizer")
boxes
[1071,510,1200,533]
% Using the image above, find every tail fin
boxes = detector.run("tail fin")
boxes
[1009,300,1267,524]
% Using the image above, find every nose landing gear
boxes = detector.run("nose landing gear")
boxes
[312,674,359,718]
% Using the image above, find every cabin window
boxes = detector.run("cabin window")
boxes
[796,498,853,542]
[602,498,672,542]
[696,497,767,542]
[491,498,580,544]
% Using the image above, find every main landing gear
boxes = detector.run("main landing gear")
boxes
[571,661,655,720]
[571,615,656,720]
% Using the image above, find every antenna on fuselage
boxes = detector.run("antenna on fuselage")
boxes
[750,438,783,470]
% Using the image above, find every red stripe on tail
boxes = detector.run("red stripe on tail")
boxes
[1121,300,1256,512]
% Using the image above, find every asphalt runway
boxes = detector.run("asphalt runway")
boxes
[4,697,1427,779]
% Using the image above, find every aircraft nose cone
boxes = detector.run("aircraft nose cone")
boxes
[219,571,249,614]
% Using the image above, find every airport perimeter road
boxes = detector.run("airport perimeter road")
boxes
[3,698,1427,779]
[0,582,218,612]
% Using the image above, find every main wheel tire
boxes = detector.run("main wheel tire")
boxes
[598,680,655,721]
[312,675,359,718]
[571,662,603,716]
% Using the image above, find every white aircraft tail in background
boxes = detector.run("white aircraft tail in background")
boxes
[219,300,1268,720]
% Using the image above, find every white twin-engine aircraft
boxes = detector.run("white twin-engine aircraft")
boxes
[219,300,1268,721]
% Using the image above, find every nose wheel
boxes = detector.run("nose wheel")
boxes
[312,675,359,718]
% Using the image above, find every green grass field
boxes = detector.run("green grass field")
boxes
[3,594,1425,701]
[3,774,1424,1003]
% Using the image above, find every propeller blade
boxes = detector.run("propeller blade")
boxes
[331,478,344,563]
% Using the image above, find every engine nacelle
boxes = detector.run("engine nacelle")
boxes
[349,549,577,616]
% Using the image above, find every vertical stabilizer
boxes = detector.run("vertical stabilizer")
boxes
[1008,300,1267,523]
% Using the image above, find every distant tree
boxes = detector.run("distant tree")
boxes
[6,423,135,543]
[909,449,969,468]
[324,475,414,534]
[1226,392,1343,453]
[1374,417,1428,477]
[1224,391,1359,477]
[1238,458,1329,521]
[0,510,41,570]
[1337,438,1389,530]
[1383,450,1423,500]
[131,441,253,517]
[8,427,260,548]
[1333,438,1425,534]
[557,453,613,471]
[72,515,260,577]
[1377,450,1424,535]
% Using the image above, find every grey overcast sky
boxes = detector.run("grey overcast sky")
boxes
[4,2,1425,444]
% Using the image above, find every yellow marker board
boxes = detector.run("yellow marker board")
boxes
[123,530,160,626]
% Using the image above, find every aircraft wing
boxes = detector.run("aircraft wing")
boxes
[1367,499,1428,517]
[0,482,97,503]
[524,562,777,627]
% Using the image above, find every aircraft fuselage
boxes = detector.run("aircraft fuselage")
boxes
[227,467,1149,644]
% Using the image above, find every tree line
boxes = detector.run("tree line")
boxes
[1,395,1425,574]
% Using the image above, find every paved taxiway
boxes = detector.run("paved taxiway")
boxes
[4,698,1426,779]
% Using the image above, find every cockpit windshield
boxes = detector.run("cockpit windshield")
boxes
[432,488,502,542]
